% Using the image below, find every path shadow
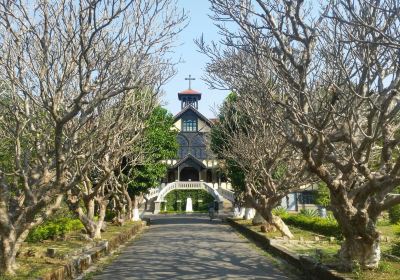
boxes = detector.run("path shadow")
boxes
[94,215,297,280]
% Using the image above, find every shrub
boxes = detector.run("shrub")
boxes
[164,189,214,211]
[281,213,342,238]
[299,208,319,217]
[315,182,330,208]
[105,209,117,221]
[388,204,400,224]
[26,218,83,243]
[272,206,288,217]
[326,212,336,222]
[391,241,400,257]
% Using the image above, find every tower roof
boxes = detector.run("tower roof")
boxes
[178,89,201,95]
[178,89,202,100]
[174,105,212,127]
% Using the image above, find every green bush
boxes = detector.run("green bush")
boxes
[281,213,342,238]
[391,241,400,257]
[105,209,117,221]
[299,208,319,217]
[26,218,83,243]
[388,204,400,224]
[315,182,330,208]
[272,206,288,216]
[164,189,214,212]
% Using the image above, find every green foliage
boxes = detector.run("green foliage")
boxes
[272,206,288,216]
[388,187,400,224]
[326,212,336,222]
[271,164,287,180]
[164,189,214,212]
[315,182,330,208]
[279,212,342,238]
[210,93,247,197]
[299,208,319,217]
[377,261,392,273]
[128,106,178,196]
[389,204,400,224]
[26,218,83,243]
[226,159,246,194]
[0,84,13,173]
[391,241,400,257]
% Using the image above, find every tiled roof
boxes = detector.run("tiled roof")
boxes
[171,154,207,169]
[174,105,213,127]
[178,89,202,95]
[209,118,219,124]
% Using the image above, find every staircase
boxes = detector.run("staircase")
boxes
[144,181,235,214]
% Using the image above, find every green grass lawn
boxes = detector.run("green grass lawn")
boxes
[234,218,400,280]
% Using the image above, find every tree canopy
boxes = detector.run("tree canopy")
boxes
[128,106,178,196]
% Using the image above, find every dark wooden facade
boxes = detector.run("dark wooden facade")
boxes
[166,88,220,184]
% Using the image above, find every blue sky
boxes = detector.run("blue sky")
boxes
[161,0,229,118]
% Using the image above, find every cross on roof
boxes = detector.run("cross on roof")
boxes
[185,74,196,89]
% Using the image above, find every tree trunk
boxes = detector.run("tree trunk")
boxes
[85,199,95,221]
[0,233,17,275]
[244,208,255,220]
[271,215,293,239]
[233,206,245,218]
[93,201,108,239]
[331,192,381,269]
[258,208,294,239]
[132,196,141,221]
[75,206,96,239]
[339,235,380,270]
[0,228,29,275]
[124,190,133,220]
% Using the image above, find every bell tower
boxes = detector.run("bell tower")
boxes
[178,75,202,109]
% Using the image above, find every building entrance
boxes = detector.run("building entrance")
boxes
[180,167,199,181]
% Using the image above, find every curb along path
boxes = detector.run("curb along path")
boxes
[40,221,147,280]
[94,215,296,280]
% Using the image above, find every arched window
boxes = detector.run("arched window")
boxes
[192,134,205,146]
[177,135,189,158]
[192,134,207,159]
[182,119,197,132]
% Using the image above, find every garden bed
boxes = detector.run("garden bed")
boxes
[230,218,400,280]
[1,221,146,280]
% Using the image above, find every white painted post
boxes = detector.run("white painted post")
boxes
[154,201,161,214]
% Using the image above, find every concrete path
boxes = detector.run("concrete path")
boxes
[94,215,296,280]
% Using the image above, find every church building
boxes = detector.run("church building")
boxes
[163,77,227,188]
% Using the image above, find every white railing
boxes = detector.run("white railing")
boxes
[147,181,236,203]
[155,181,224,202]
[146,187,161,199]
[217,187,235,202]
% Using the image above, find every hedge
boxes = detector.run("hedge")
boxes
[164,189,215,211]
[389,204,400,224]
[280,213,342,238]
[26,218,84,243]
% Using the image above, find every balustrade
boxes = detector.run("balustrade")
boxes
[147,181,235,203]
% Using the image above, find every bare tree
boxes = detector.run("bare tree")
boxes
[214,91,309,238]
[201,0,400,269]
[67,90,154,239]
[0,0,186,274]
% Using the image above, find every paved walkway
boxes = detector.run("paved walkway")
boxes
[94,215,296,280]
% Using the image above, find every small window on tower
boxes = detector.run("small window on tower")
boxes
[182,119,197,132]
